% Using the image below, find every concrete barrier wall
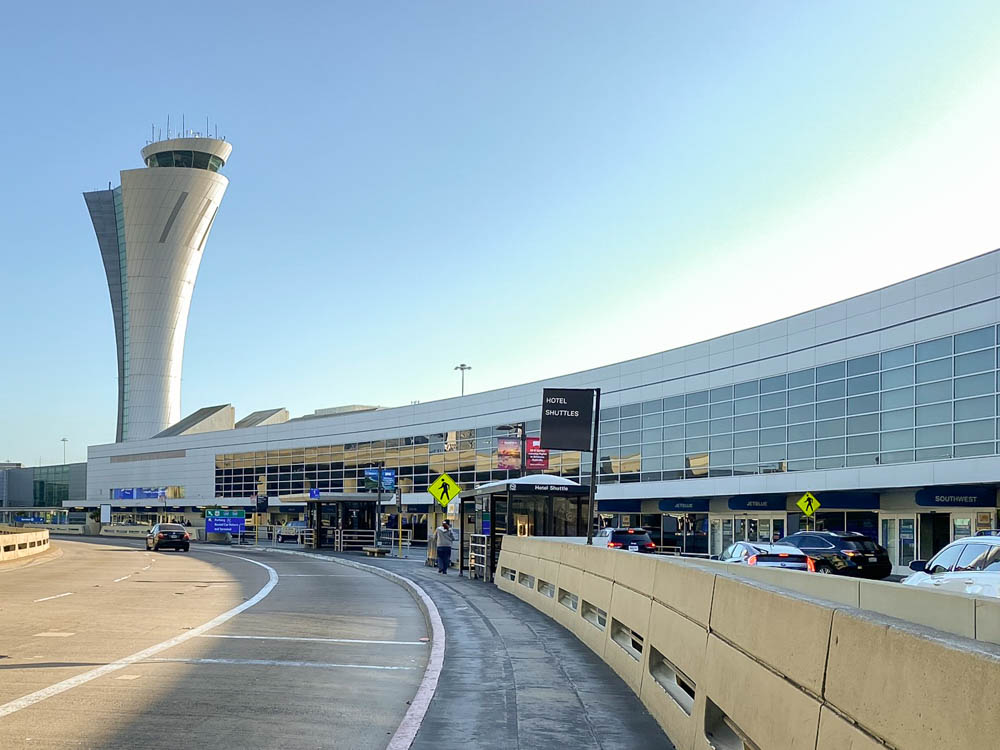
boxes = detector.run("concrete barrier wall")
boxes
[497,536,1000,750]
[0,526,50,561]
[21,523,86,535]
[99,526,204,541]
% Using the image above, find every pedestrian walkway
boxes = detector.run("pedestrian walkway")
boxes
[307,550,671,749]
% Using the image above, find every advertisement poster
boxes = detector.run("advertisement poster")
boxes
[525,437,549,470]
[497,437,521,470]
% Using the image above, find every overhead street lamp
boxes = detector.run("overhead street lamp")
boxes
[61,438,68,466]
[454,363,471,396]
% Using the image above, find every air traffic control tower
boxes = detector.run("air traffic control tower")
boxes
[84,136,232,442]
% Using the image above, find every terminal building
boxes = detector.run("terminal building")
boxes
[77,247,1000,576]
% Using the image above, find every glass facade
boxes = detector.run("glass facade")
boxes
[113,186,130,439]
[145,151,225,171]
[216,325,1000,499]
[597,326,999,483]
[214,420,582,498]
[33,465,71,506]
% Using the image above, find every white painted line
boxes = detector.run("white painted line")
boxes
[252,548,444,750]
[145,657,416,670]
[33,632,74,638]
[199,634,427,646]
[33,593,73,603]
[0,552,278,720]
[114,675,142,681]
[112,575,131,583]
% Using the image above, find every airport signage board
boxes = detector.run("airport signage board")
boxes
[525,437,549,470]
[540,388,595,451]
[205,508,245,534]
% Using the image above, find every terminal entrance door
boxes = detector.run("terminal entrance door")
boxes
[919,513,951,560]
[880,514,917,576]
[710,514,786,556]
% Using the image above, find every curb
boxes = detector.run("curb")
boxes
[248,547,444,750]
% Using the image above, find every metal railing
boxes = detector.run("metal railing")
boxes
[469,534,489,581]
[377,528,412,557]
[336,529,376,551]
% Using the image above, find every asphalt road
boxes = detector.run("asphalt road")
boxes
[0,537,428,749]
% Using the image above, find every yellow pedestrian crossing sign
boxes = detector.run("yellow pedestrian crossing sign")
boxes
[797,492,820,517]
[429,473,461,508]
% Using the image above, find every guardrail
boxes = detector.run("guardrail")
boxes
[336,529,376,551]
[0,525,50,561]
[377,528,412,557]
[16,523,86,535]
[497,536,1000,750]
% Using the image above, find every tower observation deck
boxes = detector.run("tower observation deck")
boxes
[84,136,233,442]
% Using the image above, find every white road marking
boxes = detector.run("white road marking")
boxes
[0,552,278,720]
[33,632,74,638]
[112,575,131,583]
[199,634,427,646]
[255,548,444,750]
[145,657,415,670]
[114,675,142,681]
[33,593,73,603]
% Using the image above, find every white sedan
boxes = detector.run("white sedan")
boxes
[902,535,1000,598]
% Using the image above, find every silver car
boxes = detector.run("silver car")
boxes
[902,535,1000,598]
[716,541,813,571]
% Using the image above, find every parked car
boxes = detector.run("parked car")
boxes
[902,535,1000,598]
[716,541,813,571]
[776,531,891,579]
[276,520,308,543]
[593,527,657,553]
[146,523,190,552]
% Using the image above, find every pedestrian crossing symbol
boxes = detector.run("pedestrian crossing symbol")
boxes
[797,492,820,517]
[429,473,461,508]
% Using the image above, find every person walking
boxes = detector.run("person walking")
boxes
[435,520,456,574]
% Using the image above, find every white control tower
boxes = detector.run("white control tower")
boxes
[84,136,232,442]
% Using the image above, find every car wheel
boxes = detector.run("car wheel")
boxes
[152,544,159,552]
[816,564,834,574]
[183,545,190,552]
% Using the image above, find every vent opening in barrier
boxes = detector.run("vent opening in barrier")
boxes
[518,572,535,589]
[648,646,695,715]
[705,698,760,750]
[581,600,607,630]
[558,588,578,611]
[610,618,644,662]
[500,567,516,581]
[537,579,555,598]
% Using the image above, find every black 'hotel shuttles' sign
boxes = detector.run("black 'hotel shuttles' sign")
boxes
[540,388,595,451]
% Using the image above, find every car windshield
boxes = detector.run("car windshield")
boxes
[611,530,652,543]
[160,524,185,531]
[842,539,878,552]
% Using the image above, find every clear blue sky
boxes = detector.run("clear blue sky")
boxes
[3,1,1000,465]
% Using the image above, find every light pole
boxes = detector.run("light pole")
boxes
[497,423,526,478]
[61,438,68,466]
[454,363,471,396]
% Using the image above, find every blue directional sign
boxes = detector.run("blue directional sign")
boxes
[380,469,396,491]
[309,488,320,499]
[205,509,246,534]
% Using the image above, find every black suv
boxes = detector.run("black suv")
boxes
[776,531,891,579]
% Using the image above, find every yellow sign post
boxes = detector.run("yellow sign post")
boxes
[429,473,460,509]
[797,491,821,517]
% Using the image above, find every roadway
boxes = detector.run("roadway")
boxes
[0,537,428,749]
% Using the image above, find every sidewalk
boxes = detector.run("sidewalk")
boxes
[309,549,671,750]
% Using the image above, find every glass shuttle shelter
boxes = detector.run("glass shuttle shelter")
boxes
[461,480,590,580]
[299,494,378,547]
